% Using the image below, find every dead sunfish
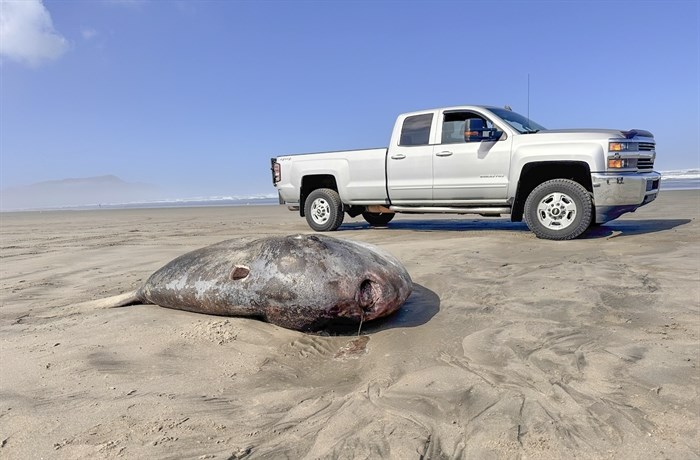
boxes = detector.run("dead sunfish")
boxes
[106,234,412,331]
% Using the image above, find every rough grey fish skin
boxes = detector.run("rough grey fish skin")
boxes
[136,234,412,331]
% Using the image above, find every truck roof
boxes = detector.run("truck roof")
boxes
[400,105,503,116]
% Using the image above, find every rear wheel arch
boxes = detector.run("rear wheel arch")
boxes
[299,175,339,217]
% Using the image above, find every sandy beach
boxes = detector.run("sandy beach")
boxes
[0,189,698,459]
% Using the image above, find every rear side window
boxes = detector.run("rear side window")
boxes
[399,114,432,146]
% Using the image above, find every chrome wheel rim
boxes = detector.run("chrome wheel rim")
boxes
[310,198,331,225]
[536,192,577,230]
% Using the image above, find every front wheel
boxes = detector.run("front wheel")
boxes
[362,212,395,227]
[304,188,344,232]
[523,179,593,240]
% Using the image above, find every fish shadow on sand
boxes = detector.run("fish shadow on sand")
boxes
[323,283,440,336]
[582,219,691,239]
[340,219,529,233]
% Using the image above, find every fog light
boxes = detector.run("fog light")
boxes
[608,158,625,169]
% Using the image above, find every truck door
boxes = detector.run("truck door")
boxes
[386,112,436,204]
[432,110,512,202]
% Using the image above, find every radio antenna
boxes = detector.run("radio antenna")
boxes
[527,73,530,123]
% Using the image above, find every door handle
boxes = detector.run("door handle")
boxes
[390,154,406,160]
[435,151,453,157]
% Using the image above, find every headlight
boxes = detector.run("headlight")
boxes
[609,141,638,152]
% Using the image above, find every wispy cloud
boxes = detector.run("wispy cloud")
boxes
[0,0,69,67]
[81,27,98,40]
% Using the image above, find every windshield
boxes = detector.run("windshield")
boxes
[488,108,547,134]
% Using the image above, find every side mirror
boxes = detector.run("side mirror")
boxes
[464,118,502,142]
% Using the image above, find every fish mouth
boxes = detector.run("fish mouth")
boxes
[358,279,377,311]
[309,276,411,331]
[355,277,402,321]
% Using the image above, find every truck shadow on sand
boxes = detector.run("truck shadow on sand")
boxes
[582,219,691,239]
[340,219,530,233]
[339,218,692,238]
[323,284,440,336]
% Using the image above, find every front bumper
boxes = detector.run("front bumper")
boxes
[591,171,661,223]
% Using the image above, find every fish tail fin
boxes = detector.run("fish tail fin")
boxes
[106,291,143,308]
[75,291,145,310]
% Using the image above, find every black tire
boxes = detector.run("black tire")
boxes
[523,179,593,240]
[304,188,344,232]
[362,212,395,227]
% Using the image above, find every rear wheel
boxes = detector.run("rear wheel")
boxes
[523,179,592,240]
[304,188,344,231]
[362,212,394,227]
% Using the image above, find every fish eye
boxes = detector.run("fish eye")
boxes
[230,265,250,280]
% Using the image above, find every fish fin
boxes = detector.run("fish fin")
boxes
[75,291,144,310]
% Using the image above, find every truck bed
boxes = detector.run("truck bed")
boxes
[275,147,389,205]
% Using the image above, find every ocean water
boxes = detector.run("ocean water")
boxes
[659,169,700,190]
[90,195,280,210]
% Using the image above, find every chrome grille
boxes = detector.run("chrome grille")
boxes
[638,156,655,170]
[639,142,655,151]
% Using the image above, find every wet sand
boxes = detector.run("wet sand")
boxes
[1,190,698,459]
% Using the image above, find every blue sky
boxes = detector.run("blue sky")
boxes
[1,0,698,198]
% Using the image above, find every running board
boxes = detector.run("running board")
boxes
[389,206,511,215]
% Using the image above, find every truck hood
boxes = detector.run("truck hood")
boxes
[536,128,654,139]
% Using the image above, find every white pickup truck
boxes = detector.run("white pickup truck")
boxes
[271,105,660,240]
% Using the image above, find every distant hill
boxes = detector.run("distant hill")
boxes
[0,175,164,211]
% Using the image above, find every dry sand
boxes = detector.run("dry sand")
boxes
[1,190,698,459]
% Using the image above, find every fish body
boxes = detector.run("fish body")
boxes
[137,234,412,331]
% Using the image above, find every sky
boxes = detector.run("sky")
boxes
[1,0,699,199]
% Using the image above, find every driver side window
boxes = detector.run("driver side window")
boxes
[441,111,494,144]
